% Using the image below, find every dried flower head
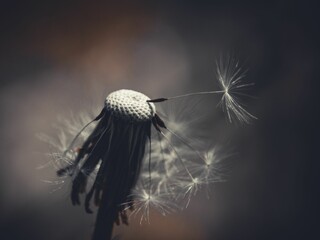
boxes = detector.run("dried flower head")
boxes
[40,57,255,240]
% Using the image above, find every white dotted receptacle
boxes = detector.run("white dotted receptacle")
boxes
[105,89,156,122]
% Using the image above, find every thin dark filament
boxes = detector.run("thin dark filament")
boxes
[63,109,106,158]
[59,119,112,178]
[84,124,115,212]
[63,119,96,157]
[71,125,112,206]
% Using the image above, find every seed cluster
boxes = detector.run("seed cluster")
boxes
[105,89,156,122]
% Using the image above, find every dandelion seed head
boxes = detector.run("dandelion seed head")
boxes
[39,55,255,237]
[105,89,156,122]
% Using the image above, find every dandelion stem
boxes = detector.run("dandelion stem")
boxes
[92,187,117,240]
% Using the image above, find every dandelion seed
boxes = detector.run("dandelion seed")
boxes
[188,147,228,182]
[124,186,177,224]
[148,56,256,124]
[174,176,206,208]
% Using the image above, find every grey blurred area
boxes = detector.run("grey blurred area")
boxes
[0,1,319,239]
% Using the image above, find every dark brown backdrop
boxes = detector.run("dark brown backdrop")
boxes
[0,1,319,239]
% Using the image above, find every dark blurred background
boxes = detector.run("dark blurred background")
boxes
[0,1,319,239]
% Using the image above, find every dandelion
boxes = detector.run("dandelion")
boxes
[40,57,255,240]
